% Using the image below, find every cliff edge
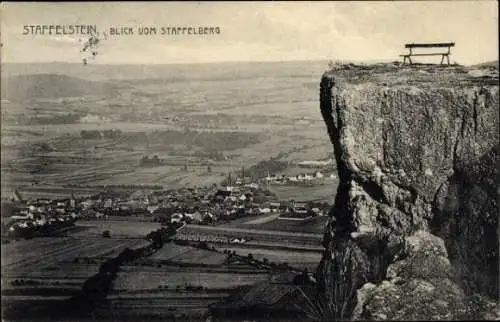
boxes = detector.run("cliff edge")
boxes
[317,62,499,320]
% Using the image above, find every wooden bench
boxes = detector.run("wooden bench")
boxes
[400,42,455,65]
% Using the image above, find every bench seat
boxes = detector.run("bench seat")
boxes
[400,42,454,65]
[400,53,449,57]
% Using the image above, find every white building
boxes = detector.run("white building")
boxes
[147,205,159,214]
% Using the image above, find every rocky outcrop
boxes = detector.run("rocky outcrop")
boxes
[317,63,499,319]
[352,230,500,320]
[352,230,466,320]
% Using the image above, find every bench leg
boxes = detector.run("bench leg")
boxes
[447,55,450,65]
[441,54,445,65]
[408,57,412,65]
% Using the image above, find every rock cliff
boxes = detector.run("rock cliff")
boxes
[317,62,499,320]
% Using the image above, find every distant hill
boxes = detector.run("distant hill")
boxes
[1,61,333,82]
[471,60,499,68]
[1,74,128,101]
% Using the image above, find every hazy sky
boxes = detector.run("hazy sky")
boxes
[1,1,498,65]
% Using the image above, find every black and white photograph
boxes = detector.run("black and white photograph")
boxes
[1,1,498,321]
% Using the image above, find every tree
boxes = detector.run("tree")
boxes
[152,155,160,165]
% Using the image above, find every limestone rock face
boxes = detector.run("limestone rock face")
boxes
[318,63,499,317]
[352,231,500,320]
[352,231,465,320]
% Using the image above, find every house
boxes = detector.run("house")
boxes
[230,238,246,244]
[184,212,203,223]
[81,199,95,210]
[259,207,271,214]
[244,183,259,189]
[269,202,281,212]
[147,205,159,214]
[11,213,34,220]
[171,213,183,223]
[304,174,314,180]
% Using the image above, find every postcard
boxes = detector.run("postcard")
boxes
[1,2,498,321]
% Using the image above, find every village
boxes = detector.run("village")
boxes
[1,168,332,240]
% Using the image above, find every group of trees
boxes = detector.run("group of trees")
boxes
[80,244,148,312]
[146,224,181,249]
[244,159,288,180]
[194,150,226,161]
[140,155,161,167]
[80,129,122,140]
[7,217,75,239]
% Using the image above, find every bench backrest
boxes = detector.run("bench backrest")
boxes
[405,42,455,49]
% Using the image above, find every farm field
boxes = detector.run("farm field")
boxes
[216,213,282,228]
[269,183,337,203]
[2,237,150,279]
[113,268,271,291]
[94,292,228,320]
[219,213,329,234]
[90,163,243,188]
[149,243,194,261]
[248,215,330,234]
[180,224,324,247]
[72,219,161,238]
[182,224,323,240]
[169,248,229,265]
[213,245,322,270]
[242,213,281,225]
[1,234,154,321]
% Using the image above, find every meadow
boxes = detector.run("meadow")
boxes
[236,215,330,234]
[72,220,161,238]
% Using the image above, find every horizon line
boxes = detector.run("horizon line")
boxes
[1,58,396,66]
[2,58,496,67]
